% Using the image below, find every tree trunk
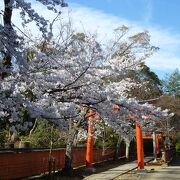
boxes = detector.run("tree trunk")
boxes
[102,123,106,156]
[4,0,12,27]
[62,120,77,175]
[125,141,130,160]
[1,0,13,79]
[29,119,38,136]
[114,134,122,160]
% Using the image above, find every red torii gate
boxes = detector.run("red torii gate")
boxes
[113,104,145,169]
[143,134,163,155]
[84,104,159,170]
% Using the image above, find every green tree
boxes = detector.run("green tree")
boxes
[128,63,162,100]
[155,95,180,133]
[0,124,9,148]
[21,119,67,148]
[162,68,180,97]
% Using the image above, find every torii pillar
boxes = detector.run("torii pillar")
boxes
[86,119,94,167]
[136,122,144,169]
[85,109,99,169]
[156,135,160,155]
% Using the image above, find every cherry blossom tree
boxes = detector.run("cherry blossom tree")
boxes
[0,0,171,174]
[0,0,68,144]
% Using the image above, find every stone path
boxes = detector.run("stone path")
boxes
[84,157,153,180]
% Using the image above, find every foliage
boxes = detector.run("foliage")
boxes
[0,118,10,148]
[176,143,180,157]
[155,95,180,133]
[21,119,67,148]
[0,127,9,148]
[175,133,180,157]
[162,68,180,97]
[128,63,162,100]
[94,127,119,148]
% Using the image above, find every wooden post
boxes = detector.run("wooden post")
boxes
[156,135,159,155]
[136,122,144,169]
[86,119,93,167]
[153,131,157,161]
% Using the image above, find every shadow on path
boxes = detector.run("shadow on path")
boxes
[169,157,180,166]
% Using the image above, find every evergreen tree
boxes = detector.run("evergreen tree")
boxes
[162,69,180,97]
[128,63,162,100]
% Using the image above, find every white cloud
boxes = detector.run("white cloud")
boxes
[146,52,180,70]
[65,4,180,73]
[66,3,180,75]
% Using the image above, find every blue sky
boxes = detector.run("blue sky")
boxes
[67,0,180,31]
[65,0,180,78]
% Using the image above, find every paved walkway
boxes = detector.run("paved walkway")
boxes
[84,157,153,180]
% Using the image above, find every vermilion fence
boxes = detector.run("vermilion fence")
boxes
[0,146,126,179]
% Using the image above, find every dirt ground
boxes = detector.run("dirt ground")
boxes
[114,159,168,180]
